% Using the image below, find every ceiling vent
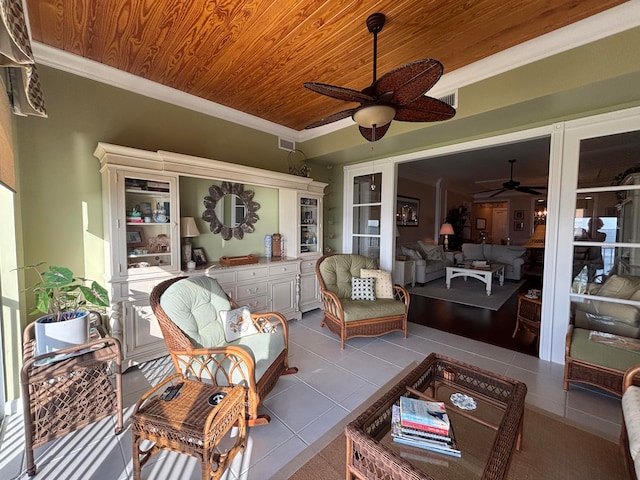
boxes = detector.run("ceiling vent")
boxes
[278,137,296,152]
[437,90,458,109]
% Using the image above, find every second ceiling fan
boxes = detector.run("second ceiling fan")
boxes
[303,13,456,142]
[478,159,547,197]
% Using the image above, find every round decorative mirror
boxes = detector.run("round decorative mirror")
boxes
[202,182,260,240]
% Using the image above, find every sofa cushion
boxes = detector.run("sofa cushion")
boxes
[569,327,640,372]
[351,277,376,301]
[623,385,640,461]
[361,269,394,299]
[424,260,446,274]
[160,276,230,348]
[340,298,406,322]
[598,275,640,299]
[417,241,446,261]
[493,246,526,263]
[462,243,485,260]
[401,245,423,260]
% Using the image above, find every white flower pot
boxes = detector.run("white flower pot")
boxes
[34,311,90,355]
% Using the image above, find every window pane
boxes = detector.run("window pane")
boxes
[352,237,380,263]
[353,206,381,234]
[572,245,640,291]
[577,130,640,189]
[353,173,381,204]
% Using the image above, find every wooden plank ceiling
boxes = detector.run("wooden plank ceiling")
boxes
[26,0,628,131]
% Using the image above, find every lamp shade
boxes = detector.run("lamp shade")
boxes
[180,217,201,238]
[439,223,454,236]
[524,224,546,247]
[352,104,396,128]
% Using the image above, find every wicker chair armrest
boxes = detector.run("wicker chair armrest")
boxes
[565,324,574,357]
[392,285,410,307]
[320,290,344,320]
[250,311,290,344]
[624,365,640,393]
[132,373,183,415]
[175,344,259,392]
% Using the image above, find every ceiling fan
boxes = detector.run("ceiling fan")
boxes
[303,13,456,142]
[477,159,547,197]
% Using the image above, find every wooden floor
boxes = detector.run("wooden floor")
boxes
[407,274,542,357]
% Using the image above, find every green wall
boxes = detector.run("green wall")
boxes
[179,177,279,258]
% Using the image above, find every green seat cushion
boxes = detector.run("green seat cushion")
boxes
[570,328,640,372]
[340,298,406,322]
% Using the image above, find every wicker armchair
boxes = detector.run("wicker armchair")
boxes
[150,276,297,426]
[315,254,409,349]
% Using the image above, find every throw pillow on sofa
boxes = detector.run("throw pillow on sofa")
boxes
[400,245,422,260]
[495,246,526,264]
[417,241,446,261]
[598,275,640,299]
[462,243,485,260]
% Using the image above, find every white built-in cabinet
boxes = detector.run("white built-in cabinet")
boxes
[96,143,325,368]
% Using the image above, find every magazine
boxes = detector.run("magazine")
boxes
[391,405,460,457]
[399,396,450,435]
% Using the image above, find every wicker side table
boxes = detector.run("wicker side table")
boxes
[512,293,542,348]
[20,321,123,476]
[131,375,246,480]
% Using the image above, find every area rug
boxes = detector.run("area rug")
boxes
[287,405,627,480]
[408,278,524,311]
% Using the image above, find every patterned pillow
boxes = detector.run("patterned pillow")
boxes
[400,245,422,260]
[361,269,394,299]
[351,277,376,301]
[219,306,258,342]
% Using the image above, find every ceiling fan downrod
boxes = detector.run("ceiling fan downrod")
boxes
[366,13,385,85]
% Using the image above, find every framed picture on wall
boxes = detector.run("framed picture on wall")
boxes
[514,210,525,220]
[396,196,420,227]
[476,218,486,230]
[514,221,524,231]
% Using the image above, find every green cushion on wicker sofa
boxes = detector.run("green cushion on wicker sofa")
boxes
[340,298,407,322]
[570,327,640,372]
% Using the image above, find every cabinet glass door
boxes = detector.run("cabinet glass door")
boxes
[124,176,176,272]
[300,197,319,254]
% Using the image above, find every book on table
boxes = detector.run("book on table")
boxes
[391,405,460,457]
[399,396,450,436]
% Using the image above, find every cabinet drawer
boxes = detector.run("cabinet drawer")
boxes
[268,263,300,277]
[120,278,169,297]
[300,259,318,274]
[237,267,268,281]
[240,296,269,312]
[236,282,268,300]
[208,271,236,284]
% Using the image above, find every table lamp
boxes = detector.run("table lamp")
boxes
[180,217,201,269]
[439,223,455,251]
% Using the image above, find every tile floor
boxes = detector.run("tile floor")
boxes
[0,310,623,479]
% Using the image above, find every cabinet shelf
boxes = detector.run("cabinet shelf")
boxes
[125,189,170,197]
[127,252,171,258]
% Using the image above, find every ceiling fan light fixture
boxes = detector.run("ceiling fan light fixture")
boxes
[352,104,396,128]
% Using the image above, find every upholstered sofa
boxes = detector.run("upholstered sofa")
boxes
[398,241,460,283]
[460,243,526,281]
[573,274,640,339]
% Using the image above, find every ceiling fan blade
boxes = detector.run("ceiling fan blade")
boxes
[359,122,391,142]
[394,96,456,122]
[305,108,357,129]
[373,59,444,105]
[515,186,542,195]
[303,82,374,104]
[489,189,507,198]
[524,185,548,190]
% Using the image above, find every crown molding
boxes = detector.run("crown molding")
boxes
[32,1,639,143]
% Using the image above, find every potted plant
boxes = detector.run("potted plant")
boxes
[19,263,110,355]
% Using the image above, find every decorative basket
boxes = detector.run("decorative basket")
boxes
[219,254,260,266]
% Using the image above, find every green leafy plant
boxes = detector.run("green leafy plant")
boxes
[19,263,109,322]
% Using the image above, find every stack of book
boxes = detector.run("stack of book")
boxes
[391,396,460,457]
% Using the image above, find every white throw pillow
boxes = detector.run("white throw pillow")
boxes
[351,277,376,301]
[418,241,446,261]
[401,245,422,260]
[220,306,258,342]
[623,385,640,461]
[361,269,394,299]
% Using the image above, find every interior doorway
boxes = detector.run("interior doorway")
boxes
[492,208,508,243]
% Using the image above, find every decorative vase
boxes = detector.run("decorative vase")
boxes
[34,311,90,355]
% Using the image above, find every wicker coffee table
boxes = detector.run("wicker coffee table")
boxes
[131,375,246,480]
[345,354,527,480]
